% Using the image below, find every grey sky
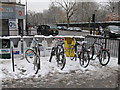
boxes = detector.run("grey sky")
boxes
[27,2,50,12]
[21,0,51,12]
[20,0,118,12]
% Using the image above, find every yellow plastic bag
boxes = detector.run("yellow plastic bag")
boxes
[64,37,74,57]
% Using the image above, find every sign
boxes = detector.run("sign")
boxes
[0,6,15,19]
[0,8,3,11]
[13,51,20,55]
[0,5,25,19]
[0,49,10,54]
[9,19,17,30]
[18,10,22,16]
[16,6,25,19]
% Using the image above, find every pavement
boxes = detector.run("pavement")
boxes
[2,65,119,88]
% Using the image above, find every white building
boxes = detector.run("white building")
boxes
[0,0,26,36]
[0,0,16,2]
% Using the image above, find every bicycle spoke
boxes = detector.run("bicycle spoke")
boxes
[25,49,36,63]
[79,51,90,68]
[99,50,110,66]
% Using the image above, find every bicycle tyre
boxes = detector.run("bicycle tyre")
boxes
[57,45,66,70]
[70,45,76,60]
[99,49,110,66]
[88,46,94,60]
[25,49,36,63]
[49,47,56,62]
[35,55,40,74]
[79,50,90,68]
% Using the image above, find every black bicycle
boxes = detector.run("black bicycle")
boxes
[25,38,42,74]
[88,38,110,66]
[69,40,90,68]
[49,38,66,70]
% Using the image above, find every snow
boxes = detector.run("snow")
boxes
[9,36,21,38]
[0,37,10,39]
[82,30,90,33]
[0,56,118,81]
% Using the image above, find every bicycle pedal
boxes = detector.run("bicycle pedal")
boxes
[58,62,62,64]
[92,59,95,60]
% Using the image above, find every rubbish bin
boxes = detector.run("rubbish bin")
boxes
[64,36,75,57]
[0,37,11,59]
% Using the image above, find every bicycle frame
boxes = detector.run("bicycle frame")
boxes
[31,39,42,56]
[70,39,87,60]
[90,39,109,60]
[49,39,64,62]
[49,38,66,70]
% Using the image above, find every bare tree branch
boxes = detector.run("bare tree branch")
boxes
[54,0,77,27]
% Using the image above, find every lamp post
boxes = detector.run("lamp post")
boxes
[26,0,28,35]
[92,10,97,35]
[20,0,27,59]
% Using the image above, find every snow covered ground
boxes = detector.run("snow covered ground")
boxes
[0,56,118,82]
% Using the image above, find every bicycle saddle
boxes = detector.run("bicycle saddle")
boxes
[38,43,42,46]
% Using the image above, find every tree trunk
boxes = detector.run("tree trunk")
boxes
[67,14,70,28]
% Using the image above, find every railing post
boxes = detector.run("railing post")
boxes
[118,39,120,65]
[104,37,107,49]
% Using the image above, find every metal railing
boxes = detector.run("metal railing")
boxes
[84,35,120,64]
[85,35,119,57]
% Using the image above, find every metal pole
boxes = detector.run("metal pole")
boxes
[26,0,28,35]
[11,47,15,72]
[118,40,120,65]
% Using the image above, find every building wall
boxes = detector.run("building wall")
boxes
[0,2,25,36]
[0,0,16,2]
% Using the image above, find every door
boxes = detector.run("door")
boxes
[18,19,23,36]
[0,19,9,36]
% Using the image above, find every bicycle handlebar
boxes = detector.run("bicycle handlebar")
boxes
[93,38,105,46]
[32,39,42,47]
[76,41,87,46]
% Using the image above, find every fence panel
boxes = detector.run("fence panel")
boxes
[85,35,119,57]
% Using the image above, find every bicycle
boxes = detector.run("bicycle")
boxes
[69,39,90,68]
[25,38,42,74]
[88,38,110,66]
[49,38,66,70]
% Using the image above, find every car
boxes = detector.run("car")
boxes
[67,27,82,32]
[61,26,68,30]
[73,27,82,32]
[37,24,59,36]
[57,26,62,30]
[104,25,120,38]
[57,26,67,30]
[67,27,73,31]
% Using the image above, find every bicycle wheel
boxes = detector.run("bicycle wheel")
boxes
[57,51,66,70]
[88,46,94,60]
[79,50,90,68]
[49,47,56,62]
[57,45,66,70]
[25,49,36,63]
[99,49,110,66]
[34,55,40,74]
[70,45,75,60]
